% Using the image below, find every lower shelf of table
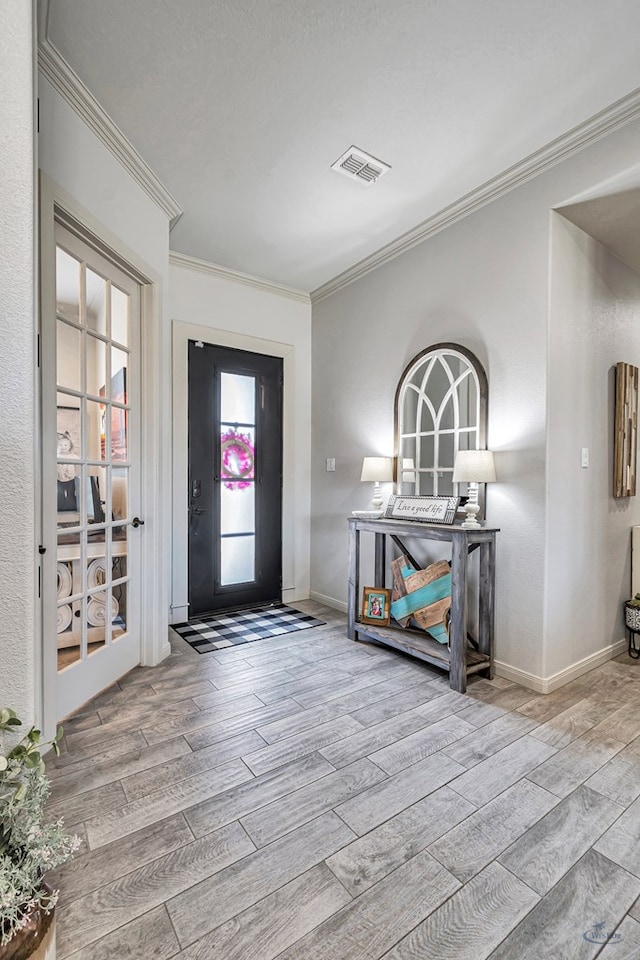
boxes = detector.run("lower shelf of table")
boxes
[353,621,491,677]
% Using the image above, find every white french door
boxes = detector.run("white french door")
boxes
[43,221,142,720]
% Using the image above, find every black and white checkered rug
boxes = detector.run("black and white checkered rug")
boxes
[172,603,325,653]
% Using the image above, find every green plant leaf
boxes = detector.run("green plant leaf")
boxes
[14,782,27,802]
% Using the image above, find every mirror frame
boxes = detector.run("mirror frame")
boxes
[393,342,488,513]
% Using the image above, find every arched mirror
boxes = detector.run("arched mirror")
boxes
[394,343,488,501]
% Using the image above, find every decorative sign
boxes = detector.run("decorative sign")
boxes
[385,495,460,525]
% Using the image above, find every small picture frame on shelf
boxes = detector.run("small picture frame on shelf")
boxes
[361,587,392,626]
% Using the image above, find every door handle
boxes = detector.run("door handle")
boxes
[131,517,145,528]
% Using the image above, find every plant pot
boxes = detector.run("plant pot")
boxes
[1,902,55,960]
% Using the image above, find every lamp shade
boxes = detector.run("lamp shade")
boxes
[453,450,496,483]
[361,456,394,483]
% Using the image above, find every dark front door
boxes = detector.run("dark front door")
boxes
[188,341,283,616]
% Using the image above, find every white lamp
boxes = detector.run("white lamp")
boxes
[452,450,496,529]
[361,456,394,511]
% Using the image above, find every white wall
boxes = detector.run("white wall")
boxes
[545,214,640,680]
[169,261,312,621]
[0,1,36,721]
[38,78,169,273]
[311,114,640,687]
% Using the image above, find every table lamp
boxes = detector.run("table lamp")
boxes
[361,457,394,511]
[452,450,496,528]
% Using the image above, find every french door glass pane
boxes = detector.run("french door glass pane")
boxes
[221,535,255,585]
[55,247,81,323]
[110,407,128,462]
[86,587,108,651]
[56,320,82,391]
[111,286,129,347]
[85,268,107,336]
[57,396,81,519]
[87,468,107,524]
[111,349,128,402]
[112,467,129,521]
[86,398,106,462]
[86,334,107,398]
[113,581,127,639]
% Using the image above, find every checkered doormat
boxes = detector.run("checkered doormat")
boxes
[172,603,325,653]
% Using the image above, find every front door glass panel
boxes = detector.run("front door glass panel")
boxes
[219,373,256,585]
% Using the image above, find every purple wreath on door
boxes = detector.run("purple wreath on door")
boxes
[220,429,255,490]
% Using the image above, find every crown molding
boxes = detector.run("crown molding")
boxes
[311,85,640,303]
[169,251,311,304]
[37,37,183,228]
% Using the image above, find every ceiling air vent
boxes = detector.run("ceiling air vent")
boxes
[331,146,391,185]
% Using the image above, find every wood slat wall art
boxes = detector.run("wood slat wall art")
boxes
[614,361,638,498]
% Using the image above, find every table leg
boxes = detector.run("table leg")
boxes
[478,539,496,678]
[450,534,468,692]
[374,532,386,588]
[347,525,360,640]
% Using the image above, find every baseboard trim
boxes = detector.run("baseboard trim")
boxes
[495,638,627,694]
[157,639,172,664]
[309,590,348,614]
[493,662,546,693]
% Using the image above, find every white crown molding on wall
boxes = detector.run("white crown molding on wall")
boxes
[169,250,311,305]
[311,86,640,303]
[37,36,183,228]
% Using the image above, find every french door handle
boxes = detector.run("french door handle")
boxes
[131,517,145,528]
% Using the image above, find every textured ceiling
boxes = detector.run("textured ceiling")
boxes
[46,0,640,292]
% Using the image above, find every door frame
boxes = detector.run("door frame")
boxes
[39,175,169,736]
[172,319,308,624]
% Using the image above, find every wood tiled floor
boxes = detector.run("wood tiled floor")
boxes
[47,602,640,959]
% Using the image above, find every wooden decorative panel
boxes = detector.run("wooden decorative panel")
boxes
[614,361,638,498]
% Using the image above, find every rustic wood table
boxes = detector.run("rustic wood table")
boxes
[347,516,499,693]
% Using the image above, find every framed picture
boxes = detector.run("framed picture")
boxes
[361,587,392,626]
[385,494,460,524]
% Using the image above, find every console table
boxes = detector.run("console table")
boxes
[347,516,499,692]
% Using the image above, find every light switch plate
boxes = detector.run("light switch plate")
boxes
[326,458,336,472]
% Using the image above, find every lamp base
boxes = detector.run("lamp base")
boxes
[371,481,384,512]
[460,486,481,528]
